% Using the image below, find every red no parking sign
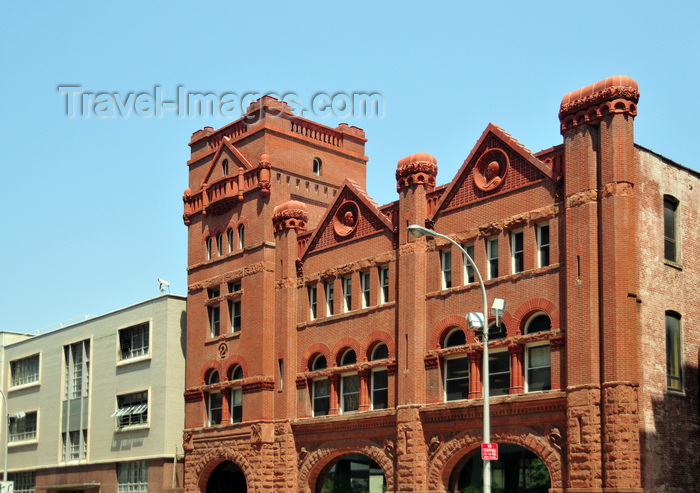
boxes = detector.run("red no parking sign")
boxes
[481,442,499,460]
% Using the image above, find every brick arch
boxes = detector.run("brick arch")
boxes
[190,445,256,492]
[428,315,468,349]
[222,355,249,381]
[298,438,395,493]
[511,298,560,334]
[331,337,361,366]
[300,343,331,372]
[198,360,224,385]
[362,331,394,362]
[427,426,563,491]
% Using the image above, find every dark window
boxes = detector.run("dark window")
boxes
[341,349,357,366]
[666,312,682,391]
[537,223,550,267]
[488,351,510,396]
[511,231,524,273]
[463,244,475,284]
[441,249,452,289]
[527,345,551,392]
[313,379,330,416]
[371,343,389,361]
[445,356,469,401]
[525,314,551,334]
[371,369,388,410]
[444,329,466,348]
[664,196,678,262]
[487,237,498,279]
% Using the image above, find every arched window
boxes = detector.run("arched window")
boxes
[340,349,357,366]
[525,313,551,334]
[205,237,212,260]
[238,224,245,249]
[370,343,389,361]
[227,228,233,253]
[664,195,679,263]
[444,328,466,348]
[488,321,506,340]
[216,233,223,256]
[311,354,327,371]
[207,371,222,425]
[229,365,243,423]
[222,159,229,176]
[312,157,322,175]
[369,343,389,410]
[666,311,682,391]
[230,365,243,381]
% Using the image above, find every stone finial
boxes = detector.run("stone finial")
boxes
[396,152,438,191]
[272,200,309,233]
[258,154,272,197]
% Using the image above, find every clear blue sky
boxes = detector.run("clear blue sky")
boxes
[1,1,698,333]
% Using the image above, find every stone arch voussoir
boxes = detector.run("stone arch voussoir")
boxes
[191,445,256,492]
[298,438,395,493]
[427,426,562,491]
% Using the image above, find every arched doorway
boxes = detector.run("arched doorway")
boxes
[317,453,387,493]
[206,460,247,493]
[450,444,550,493]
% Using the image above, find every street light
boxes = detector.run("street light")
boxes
[407,224,504,493]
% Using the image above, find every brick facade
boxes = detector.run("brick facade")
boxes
[182,78,699,492]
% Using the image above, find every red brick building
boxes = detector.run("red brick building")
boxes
[181,76,699,493]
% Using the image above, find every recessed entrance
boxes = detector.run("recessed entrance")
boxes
[317,453,386,493]
[206,460,247,493]
[451,444,550,493]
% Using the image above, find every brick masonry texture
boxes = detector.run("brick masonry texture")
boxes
[181,80,699,492]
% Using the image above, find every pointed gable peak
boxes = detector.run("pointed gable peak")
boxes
[431,123,560,219]
[301,179,394,259]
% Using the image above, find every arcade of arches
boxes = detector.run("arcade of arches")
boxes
[199,446,550,493]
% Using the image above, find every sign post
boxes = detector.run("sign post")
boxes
[481,443,499,461]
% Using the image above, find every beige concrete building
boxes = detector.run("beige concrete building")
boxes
[1,294,187,493]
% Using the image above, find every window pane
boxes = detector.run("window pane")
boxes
[342,374,360,413]
[666,314,682,391]
[445,357,469,401]
[489,352,510,396]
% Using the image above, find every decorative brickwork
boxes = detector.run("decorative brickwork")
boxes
[182,78,699,492]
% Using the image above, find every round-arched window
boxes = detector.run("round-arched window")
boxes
[525,313,551,334]
[444,329,466,348]
[370,343,389,361]
[488,321,507,340]
[311,354,327,371]
[341,349,357,366]
[208,370,220,385]
[230,365,243,381]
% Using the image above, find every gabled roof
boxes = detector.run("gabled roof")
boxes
[201,139,254,187]
[301,179,394,260]
[430,123,560,220]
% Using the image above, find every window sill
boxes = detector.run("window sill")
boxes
[117,355,152,367]
[9,438,37,447]
[115,424,150,433]
[664,259,683,271]
[8,381,40,393]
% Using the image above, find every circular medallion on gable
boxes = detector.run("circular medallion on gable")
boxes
[474,148,509,191]
[333,201,359,237]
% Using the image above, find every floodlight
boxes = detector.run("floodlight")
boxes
[491,298,506,317]
[467,312,484,329]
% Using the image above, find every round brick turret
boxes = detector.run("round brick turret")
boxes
[396,152,438,191]
[272,200,308,233]
[559,75,639,133]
